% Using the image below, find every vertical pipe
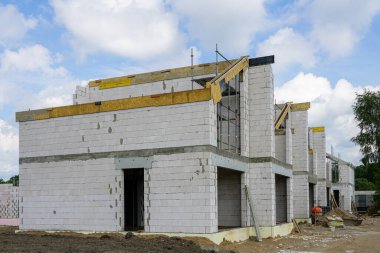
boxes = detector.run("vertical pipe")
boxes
[191,48,194,90]
[235,76,238,153]
[227,80,230,152]
[215,44,219,76]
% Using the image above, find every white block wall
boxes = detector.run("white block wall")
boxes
[248,162,275,226]
[217,168,241,227]
[19,101,216,158]
[147,152,217,233]
[0,184,19,219]
[73,75,212,105]
[248,65,275,158]
[310,130,327,206]
[293,174,309,218]
[275,135,286,163]
[291,111,309,173]
[19,158,123,231]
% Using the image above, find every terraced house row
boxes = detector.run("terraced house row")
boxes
[15,55,355,239]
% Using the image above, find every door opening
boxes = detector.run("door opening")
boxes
[124,168,144,231]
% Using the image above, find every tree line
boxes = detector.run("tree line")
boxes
[0,175,19,186]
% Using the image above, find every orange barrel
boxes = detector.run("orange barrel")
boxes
[311,206,323,217]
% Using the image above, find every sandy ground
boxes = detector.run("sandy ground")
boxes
[217,216,380,253]
[0,216,379,253]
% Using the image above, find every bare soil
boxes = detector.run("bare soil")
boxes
[1,216,379,253]
[217,216,380,253]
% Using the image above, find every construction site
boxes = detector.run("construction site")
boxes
[0,54,378,252]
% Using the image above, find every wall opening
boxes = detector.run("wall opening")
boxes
[275,174,288,224]
[217,73,241,154]
[124,168,144,231]
[326,187,330,207]
[217,167,242,229]
[309,183,315,216]
[333,190,340,207]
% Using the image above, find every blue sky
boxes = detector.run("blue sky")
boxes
[0,0,379,179]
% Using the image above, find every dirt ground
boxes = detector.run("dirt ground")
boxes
[1,216,379,253]
[218,216,380,253]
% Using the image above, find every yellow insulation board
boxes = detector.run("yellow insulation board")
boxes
[18,88,212,122]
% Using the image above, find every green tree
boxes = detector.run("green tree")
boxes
[355,178,376,190]
[0,178,4,184]
[6,175,19,186]
[351,89,380,163]
[352,89,380,210]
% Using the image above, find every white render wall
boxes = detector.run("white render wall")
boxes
[19,101,217,158]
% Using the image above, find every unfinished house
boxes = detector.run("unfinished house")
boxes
[16,55,295,238]
[327,153,355,211]
[309,127,330,208]
[0,184,19,226]
[275,103,317,219]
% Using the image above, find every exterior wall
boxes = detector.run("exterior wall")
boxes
[19,101,216,158]
[248,65,275,158]
[248,162,275,227]
[275,134,286,163]
[148,152,217,233]
[19,158,122,231]
[240,69,250,157]
[217,168,241,227]
[310,130,327,206]
[0,184,19,226]
[73,75,211,104]
[291,110,310,218]
[293,174,309,217]
[291,111,308,173]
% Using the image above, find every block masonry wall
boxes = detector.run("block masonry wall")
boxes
[19,101,216,158]
[19,158,122,231]
[310,130,328,206]
[73,75,212,105]
[291,110,311,218]
[0,184,19,221]
[248,65,275,158]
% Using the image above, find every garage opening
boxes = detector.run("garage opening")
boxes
[275,174,288,224]
[217,167,242,229]
[309,183,315,216]
[124,168,144,231]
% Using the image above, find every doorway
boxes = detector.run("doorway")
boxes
[275,174,288,224]
[333,190,340,207]
[124,168,144,231]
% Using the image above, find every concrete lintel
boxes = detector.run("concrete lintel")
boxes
[211,153,249,172]
[115,157,153,170]
[308,174,318,184]
[272,163,292,178]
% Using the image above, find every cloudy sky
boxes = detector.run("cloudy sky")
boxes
[0,0,379,179]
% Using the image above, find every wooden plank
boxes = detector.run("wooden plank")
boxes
[244,185,262,242]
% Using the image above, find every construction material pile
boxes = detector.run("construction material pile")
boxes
[321,208,363,227]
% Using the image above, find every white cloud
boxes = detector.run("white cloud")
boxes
[257,27,316,71]
[0,4,36,45]
[0,120,18,152]
[169,0,267,56]
[0,120,19,180]
[0,44,66,75]
[275,72,380,164]
[51,0,186,60]
[308,0,380,57]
